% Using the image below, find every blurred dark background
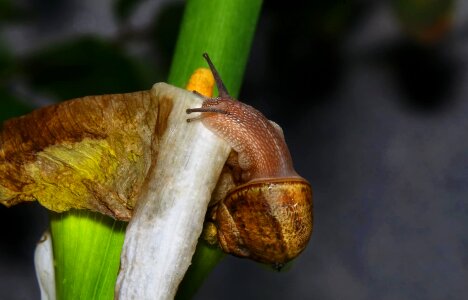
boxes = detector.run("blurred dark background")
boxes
[1,0,468,299]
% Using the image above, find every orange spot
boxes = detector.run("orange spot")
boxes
[185,68,215,97]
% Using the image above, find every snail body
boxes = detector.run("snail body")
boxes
[187,54,313,266]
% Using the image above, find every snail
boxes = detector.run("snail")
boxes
[187,53,313,267]
[0,51,312,269]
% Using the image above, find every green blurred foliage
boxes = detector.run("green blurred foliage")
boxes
[392,0,454,43]
[265,0,367,107]
[308,0,367,39]
[0,0,18,21]
[0,0,32,22]
[0,88,31,120]
[0,38,15,81]
[114,0,144,23]
[0,37,30,121]
[22,37,160,100]
[150,2,184,73]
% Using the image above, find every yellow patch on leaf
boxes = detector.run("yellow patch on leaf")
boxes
[0,90,166,220]
[23,138,118,212]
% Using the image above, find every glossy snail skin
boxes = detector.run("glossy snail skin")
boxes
[187,53,313,266]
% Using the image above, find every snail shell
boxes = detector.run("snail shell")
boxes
[214,178,312,265]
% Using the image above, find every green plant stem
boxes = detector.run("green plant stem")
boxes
[50,0,262,299]
[49,211,126,299]
[168,0,262,98]
[169,0,262,298]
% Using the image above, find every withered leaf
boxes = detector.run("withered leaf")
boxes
[0,88,173,221]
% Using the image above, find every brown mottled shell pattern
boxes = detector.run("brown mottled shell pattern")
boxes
[214,179,313,265]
